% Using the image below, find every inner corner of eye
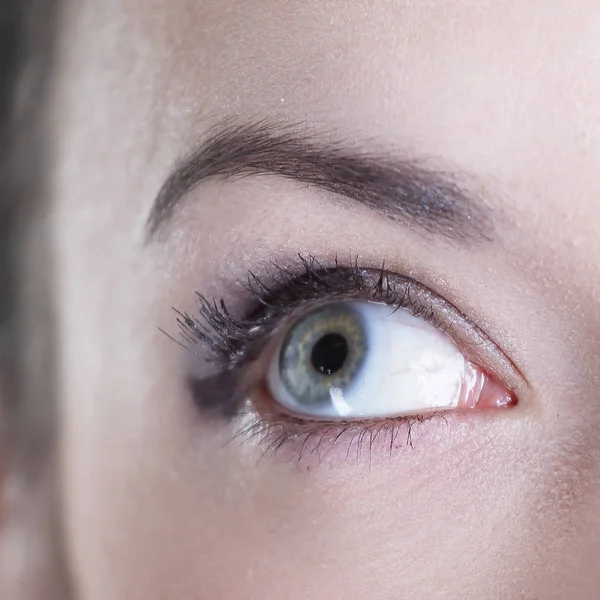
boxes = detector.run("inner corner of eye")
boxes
[264,300,517,420]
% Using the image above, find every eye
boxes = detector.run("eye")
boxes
[267,300,514,420]
[177,257,520,438]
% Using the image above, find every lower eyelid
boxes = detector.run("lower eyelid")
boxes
[227,406,504,467]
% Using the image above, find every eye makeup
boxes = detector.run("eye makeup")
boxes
[170,255,519,462]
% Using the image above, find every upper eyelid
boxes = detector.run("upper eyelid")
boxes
[411,283,530,392]
[255,266,528,393]
[176,257,529,397]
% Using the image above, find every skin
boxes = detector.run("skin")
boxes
[10,0,600,598]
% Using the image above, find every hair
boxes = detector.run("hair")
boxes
[0,0,73,597]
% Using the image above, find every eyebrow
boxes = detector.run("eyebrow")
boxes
[146,119,495,242]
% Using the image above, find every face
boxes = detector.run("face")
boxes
[49,1,600,598]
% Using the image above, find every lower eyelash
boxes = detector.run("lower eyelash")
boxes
[226,408,447,465]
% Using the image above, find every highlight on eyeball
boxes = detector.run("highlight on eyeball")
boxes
[267,301,516,421]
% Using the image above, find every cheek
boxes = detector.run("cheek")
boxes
[62,371,600,600]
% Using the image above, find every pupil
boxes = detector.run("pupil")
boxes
[311,333,349,376]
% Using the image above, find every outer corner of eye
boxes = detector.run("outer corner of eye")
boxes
[265,300,517,421]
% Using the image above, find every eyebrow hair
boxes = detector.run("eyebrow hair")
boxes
[146,119,495,242]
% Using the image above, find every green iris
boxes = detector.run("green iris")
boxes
[278,302,369,406]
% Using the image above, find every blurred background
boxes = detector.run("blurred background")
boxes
[0,5,67,598]
[0,0,23,488]
[0,2,21,333]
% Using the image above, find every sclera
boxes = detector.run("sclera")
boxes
[268,301,503,420]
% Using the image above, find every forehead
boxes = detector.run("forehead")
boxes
[58,0,600,234]
[54,0,600,318]
[54,0,600,332]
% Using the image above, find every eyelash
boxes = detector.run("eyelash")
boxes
[170,254,514,463]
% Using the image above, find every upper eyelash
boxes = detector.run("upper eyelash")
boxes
[172,254,454,369]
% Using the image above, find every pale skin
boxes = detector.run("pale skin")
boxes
[7,1,600,598]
